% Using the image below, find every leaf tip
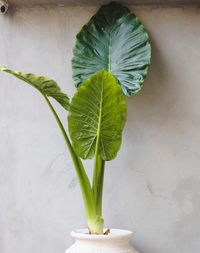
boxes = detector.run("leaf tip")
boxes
[0,66,6,72]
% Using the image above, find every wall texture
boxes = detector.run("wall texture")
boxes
[0,4,200,253]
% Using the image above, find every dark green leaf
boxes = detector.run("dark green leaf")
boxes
[0,66,70,111]
[68,69,127,161]
[72,1,151,97]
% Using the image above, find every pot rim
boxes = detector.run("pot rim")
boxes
[71,228,134,240]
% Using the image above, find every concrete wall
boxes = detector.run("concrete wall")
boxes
[0,4,200,253]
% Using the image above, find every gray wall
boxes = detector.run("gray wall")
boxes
[0,4,200,253]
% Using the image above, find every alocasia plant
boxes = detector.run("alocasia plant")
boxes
[0,1,151,235]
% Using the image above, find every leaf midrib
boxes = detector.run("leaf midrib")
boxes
[96,79,103,145]
[108,26,113,73]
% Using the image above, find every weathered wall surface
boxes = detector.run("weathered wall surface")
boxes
[0,4,200,253]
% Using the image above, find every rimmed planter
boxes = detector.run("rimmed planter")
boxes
[65,228,139,253]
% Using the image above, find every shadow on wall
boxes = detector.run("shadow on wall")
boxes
[126,29,181,129]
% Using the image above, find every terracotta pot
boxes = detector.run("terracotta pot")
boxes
[65,228,139,253]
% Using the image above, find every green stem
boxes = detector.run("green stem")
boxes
[92,81,105,218]
[93,81,103,204]
[93,151,99,204]
[96,158,105,216]
[42,94,72,156]
[42,94,102,232]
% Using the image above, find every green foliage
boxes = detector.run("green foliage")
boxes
[68,69,127,161]
[72,1,151,97]
[0,1,151,235]
[0,65,103,233]
[0,66,70,111]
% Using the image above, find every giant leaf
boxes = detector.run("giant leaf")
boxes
[0,66,70,111]
[68,69,127,161]
[72,1,151,97]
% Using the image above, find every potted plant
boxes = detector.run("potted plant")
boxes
[0,1,151,252]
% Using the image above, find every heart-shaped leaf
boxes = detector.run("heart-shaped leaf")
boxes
[68,69,127,161]
[72,1,151,97]
[0,66,70,111]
